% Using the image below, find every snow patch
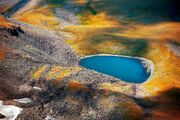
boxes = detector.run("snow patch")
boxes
[13,98,32,104]
[0,100,22,120]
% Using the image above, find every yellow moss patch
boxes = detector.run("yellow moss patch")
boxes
[64,11,130,56]
[31,65,82,84]
[140,43,180,96]
[32,65,49,80]
[45,66,61,80]
[64,26,123,56]
[80,12,120,27]
[99,82,134,94]
[117,22,180,42]
[55,67,82,82]
[13,6,60,30]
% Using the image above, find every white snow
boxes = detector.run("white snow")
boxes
[45,116,55,120]
[33,86,42,91]
[0,100,22,120]
[13,98,32,104]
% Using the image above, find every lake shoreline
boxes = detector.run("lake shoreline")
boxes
[79,54,154,85]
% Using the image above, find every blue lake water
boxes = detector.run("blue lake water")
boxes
[79,55,151,83]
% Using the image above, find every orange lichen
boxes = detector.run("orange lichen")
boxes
[0,16,16,28]
[68,80,90,92]
[117,102,144,120]
[0,17,13,60]
[73,0,87,4]
[0,45,10,60]
[149,108,180,120]
[0,5,9,13]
